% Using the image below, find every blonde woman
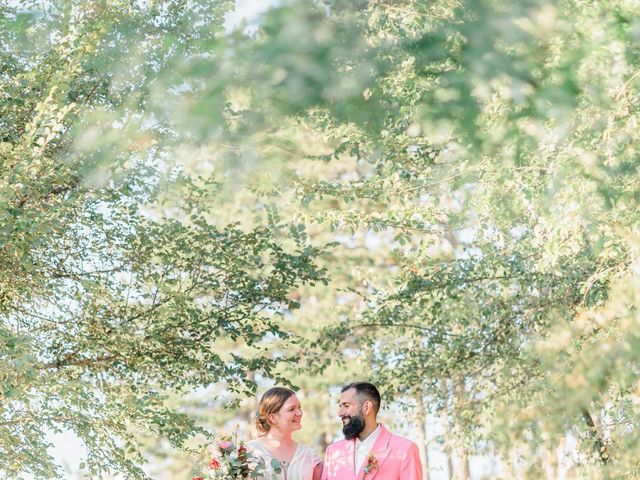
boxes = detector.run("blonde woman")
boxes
[246,387,322,480]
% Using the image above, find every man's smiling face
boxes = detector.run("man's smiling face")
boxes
[338,388,365,439]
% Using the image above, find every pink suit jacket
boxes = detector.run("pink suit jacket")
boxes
[321,424,423,480]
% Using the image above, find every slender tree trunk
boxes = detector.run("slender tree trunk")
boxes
[322,391,335,450]
[582,408,609,464]
[442,224,470,480]
[415,393,431,480]
[507,446,521,480]
[441,378,454,480]
[542,444,559,480]
[443,417,454,480]
[453,377,470,480]
[457,448,471,480]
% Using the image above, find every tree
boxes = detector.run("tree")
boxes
[0,1,326,478]
[162,0,640,476]
[237,0,639,477]
[4,0,640,478]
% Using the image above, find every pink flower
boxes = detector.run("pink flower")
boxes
[208,458,221,469]
[218,440,232,449]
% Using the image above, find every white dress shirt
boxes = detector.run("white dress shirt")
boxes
[354,424,382,475]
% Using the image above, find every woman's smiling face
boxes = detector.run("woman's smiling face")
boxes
[270,394,303,433]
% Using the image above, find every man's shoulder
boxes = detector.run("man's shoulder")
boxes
[386,430,419,451]
[326,438,351,452]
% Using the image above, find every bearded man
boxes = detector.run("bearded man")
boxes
[321,382,423,480]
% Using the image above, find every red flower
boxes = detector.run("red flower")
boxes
[364,453,379,475]
[208,457,221,469]
[238,444,247,459]
[192,477,204,480]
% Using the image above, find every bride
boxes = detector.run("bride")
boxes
[246,387,323,480]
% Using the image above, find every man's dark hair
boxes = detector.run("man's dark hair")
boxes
[341,381,381,414]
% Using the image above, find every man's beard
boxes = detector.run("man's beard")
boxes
[342,412,365,440]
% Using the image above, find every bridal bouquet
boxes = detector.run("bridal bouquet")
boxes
[192,434,266,480]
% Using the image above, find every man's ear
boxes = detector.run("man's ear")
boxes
[363,400,373,415]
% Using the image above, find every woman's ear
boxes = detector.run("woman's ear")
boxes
[268,412,278,426]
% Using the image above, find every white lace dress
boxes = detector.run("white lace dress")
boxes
[245,440,321,480]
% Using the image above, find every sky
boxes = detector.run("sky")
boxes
[223,0,280,33]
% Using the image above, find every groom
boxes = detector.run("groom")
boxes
[321,382,423,480]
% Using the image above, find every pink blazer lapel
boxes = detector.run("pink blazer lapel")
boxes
[357,425,392,480]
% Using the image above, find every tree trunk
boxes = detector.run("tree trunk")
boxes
[415,393,431,480]
[542,444,559,480]
[456,448,471,480]
[582,408,609,464]
[453,377,470,480]
[441,378,454,480]
[322,391,335,450]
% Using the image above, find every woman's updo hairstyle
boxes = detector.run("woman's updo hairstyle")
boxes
[255,387,295,434]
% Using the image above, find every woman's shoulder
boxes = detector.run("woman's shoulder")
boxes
[245,439,269,455]
[293,443,322,463]
[295,443,315,454]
